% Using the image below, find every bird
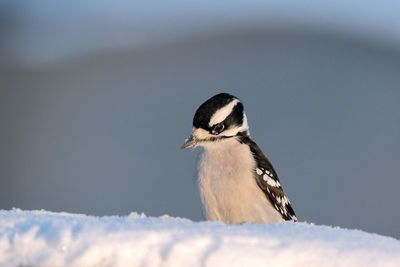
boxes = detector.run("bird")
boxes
[181,93,297,224]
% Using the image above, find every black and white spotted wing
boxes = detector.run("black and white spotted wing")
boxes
[239,134,297,221]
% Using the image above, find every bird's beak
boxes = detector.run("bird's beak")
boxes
[181,134,197,149]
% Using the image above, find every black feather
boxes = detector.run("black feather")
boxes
[238,133,297,221]
[193,93,236,130]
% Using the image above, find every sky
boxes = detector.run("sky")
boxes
[0,1,399,239]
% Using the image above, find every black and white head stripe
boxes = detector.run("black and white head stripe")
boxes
[238,134,297,221]
[193,93,249,136]
[208,98,240,127]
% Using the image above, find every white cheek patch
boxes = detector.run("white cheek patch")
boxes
[220,126,244,137]
[241,113,249,134]
[208,99,240,127]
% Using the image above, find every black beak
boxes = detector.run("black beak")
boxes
[181,134,196,149]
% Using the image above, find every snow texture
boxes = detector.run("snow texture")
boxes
[0,209,399,267]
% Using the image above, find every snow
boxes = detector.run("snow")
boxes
[0,209,399,266]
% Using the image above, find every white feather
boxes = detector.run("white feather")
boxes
[208,99,240,127]
[197,137,284,223]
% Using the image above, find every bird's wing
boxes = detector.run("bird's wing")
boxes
[239,135,297,221]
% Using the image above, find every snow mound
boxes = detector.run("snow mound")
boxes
[0,209,399,266]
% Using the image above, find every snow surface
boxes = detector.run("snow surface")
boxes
[0,209,399,267]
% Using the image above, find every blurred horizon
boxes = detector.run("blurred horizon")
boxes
[2,0,400,66]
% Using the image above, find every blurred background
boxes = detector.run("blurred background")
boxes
[1,1,399,239]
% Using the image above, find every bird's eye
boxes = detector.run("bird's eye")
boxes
[211,123,225,135]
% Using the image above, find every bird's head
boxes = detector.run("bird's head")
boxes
[181,93,249,149]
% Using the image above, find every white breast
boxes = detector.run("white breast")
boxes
[198,138,284,224]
